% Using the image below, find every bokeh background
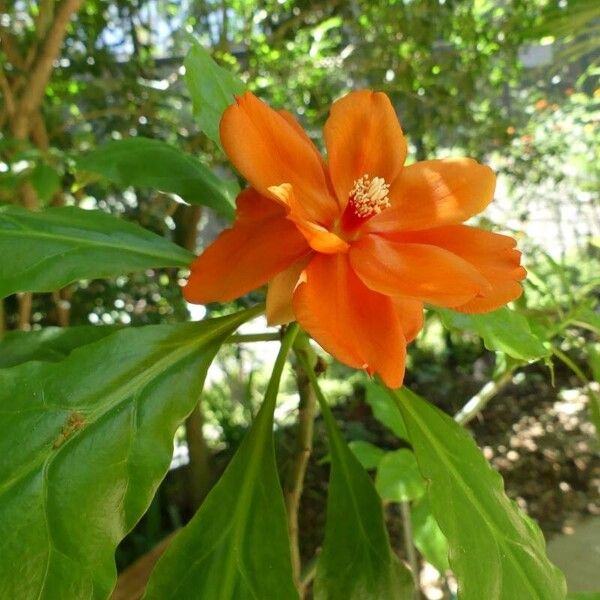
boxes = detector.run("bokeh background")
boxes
[1,1,599,598]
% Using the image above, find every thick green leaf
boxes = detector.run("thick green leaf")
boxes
[375,449,425,503]
[76,137,235,218]
[0,325,120,368]
[297,352,413,600]
[0,308,258,599]
[439,307,549,361]
[411,496,449,573]
[393,387,567,600]
[364,380,409,439]
[348,440,385,470]
[184,42,245,148]
[0,205,193,298]
[144,324,299,600]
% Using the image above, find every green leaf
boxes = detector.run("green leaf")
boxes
[0,325,119,368]
[567,594,600,600]
[364,380,409,439]
[375,449,426,503]
[393,387,567,600]
[0,169,27,194]
[30,162,61,204]
[0,307,258,599]
[144,324,299,600]
[411,496,449,573]
[574,307,600,334]
[76,137,235,218]
[439,307,549,361]
[588,343,600,382]
[348,440,385,470]
[0,205,193,298]
[296,350,413,600]
[184,42,245,148]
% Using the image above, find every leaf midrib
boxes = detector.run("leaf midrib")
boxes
[32,336,211,599]
[0,227,192,265]
[399,396,549,599]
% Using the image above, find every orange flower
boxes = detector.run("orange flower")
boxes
[184,90,526,388]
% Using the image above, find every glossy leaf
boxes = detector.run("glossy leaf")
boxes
[185,42,245,148]
[143,324,299,600]
[0,325,120,368]
[348,440,385,470]
[364,379,409,439]
[393,387,567,600]
[0,308,258,599]
[297,351,413,600]
[76,137,235,217]
[375,449,425,503]
[439,307,549,361]
[411,496,449,573]
[0,205,193,298]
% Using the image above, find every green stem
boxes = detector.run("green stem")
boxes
[400,500,419,596]
[0,299,5,338]
[264,323,299,414]
[453,369,515,426]
[226,332,280,343]
[285,351,318,597]
[551,346,589,384]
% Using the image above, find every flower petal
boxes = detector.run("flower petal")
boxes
[293,253,407,388]
[183,188,309,304]
[220,92,338,224]
[324,90,408,210]
[349,234,492,307]
[277,109,328,171]
[393,297,424,343]
[269,183,349,254]
[365,158,496,233]
[266,256,311,326]
[395,225,526,313]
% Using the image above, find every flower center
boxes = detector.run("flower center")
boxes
[349,174,391,218]
[338,174,391,236]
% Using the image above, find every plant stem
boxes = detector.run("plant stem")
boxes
[400,500,419,598]
[184,403,214,511]
[226,332,281,343]
[453,369,515,426]
[17,292,32,331]
[284,351,318,597]
[299,554,318,590]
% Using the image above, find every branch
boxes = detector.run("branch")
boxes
[284,358,318,597]
[0,67,16,119]
[17,293,32,331]
[271,0,344,41]
[173,203,214,510]
[453,369,515,426]
[400,500,419,595]
[14,0,83,137]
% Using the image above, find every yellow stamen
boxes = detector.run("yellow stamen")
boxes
[349,174,391,217]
